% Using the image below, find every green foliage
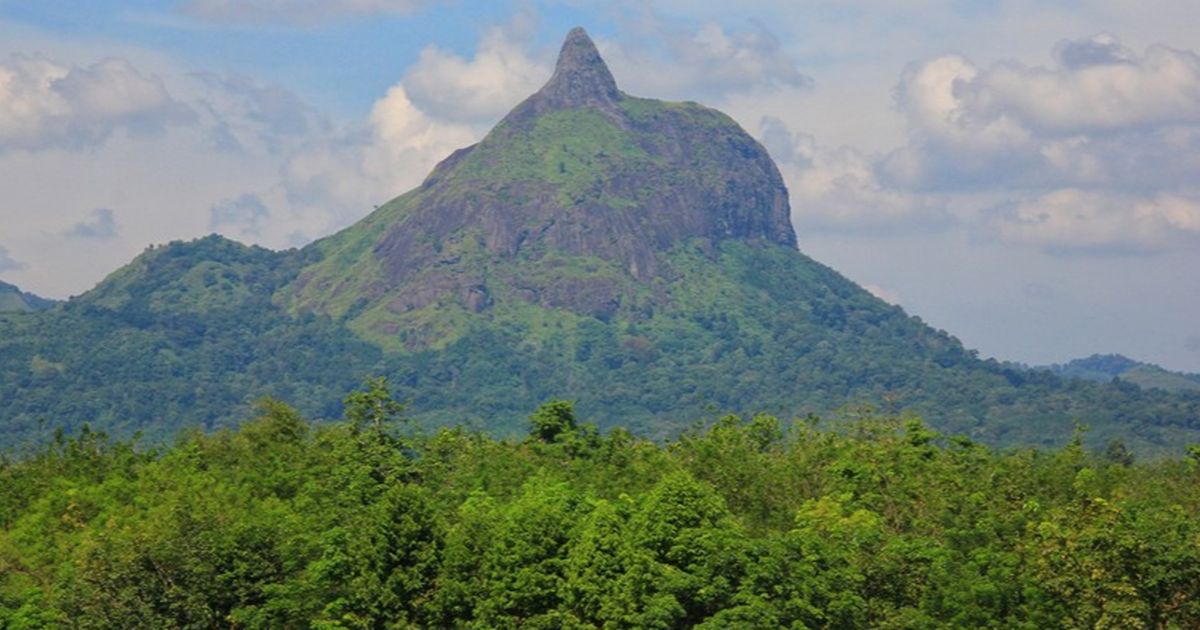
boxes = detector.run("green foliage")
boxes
[343,377,406,435]
[529,400,578,443]
[4,403,1200,628]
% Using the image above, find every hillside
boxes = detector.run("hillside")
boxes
[1,28,1199,454]
[0,237,381,445]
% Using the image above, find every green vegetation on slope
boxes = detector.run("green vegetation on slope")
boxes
[3,386,1200,628]
[360,240,1200,456]
[0,236,383,446]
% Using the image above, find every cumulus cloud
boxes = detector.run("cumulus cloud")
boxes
[600,19,811,100]
[668,22,811,92]
[889,34,1200,189]
[1054,33,1135,69]
[210,193,270,237]
[759,117,946,232]
[282,82,480,227]
[181,0,433,26]
[403,19,549,124]
[191,73,329,153]
[0,55,194,152]
[989,189,1200,254]
[65,208,119,240]
[0,244,24,272]
[882,34,1200,255]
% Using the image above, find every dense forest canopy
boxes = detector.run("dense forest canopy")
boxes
[3,381,1199,628]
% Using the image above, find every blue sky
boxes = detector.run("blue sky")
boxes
[1,0,1199,372]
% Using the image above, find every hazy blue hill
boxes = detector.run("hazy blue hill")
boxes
[0,281,56,312]
[0,28,1198,455]
[1048,354,1200,394]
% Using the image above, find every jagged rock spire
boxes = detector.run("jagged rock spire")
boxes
[508,27,622,119]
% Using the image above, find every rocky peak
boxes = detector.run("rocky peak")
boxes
[509,27,622,119]
[287,26,799,337]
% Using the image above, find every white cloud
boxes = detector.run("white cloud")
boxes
[181,0,433,26]
[65,208,119,240]
[403,20,549,123]
[0,244,24,272]
[190,73,330,153]
[1054,32,1134,69]
[971,41,1200,133]
[669,22,811,92]
[210,193,270,237]
[0,55,194,152]
[281,82,480,230]
[759,117,945,232]
[599,19,811,101]
[880,34,1200,255]
[890,35,1200,188]
[990,189,1200,254]
[0,51,322,295]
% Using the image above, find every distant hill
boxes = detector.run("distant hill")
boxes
[1,28,1198,455]
[1046,354,1200,395]
[0,281,55,313]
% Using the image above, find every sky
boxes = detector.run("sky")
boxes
[1,0,1199,372]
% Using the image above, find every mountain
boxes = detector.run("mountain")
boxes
[1,28,1198,454]
[0,281,55,312]
[1046,354,1200,395]
[282,27,794,349]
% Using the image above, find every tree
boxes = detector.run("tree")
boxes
[344,378,405,435]
[529,400,578,443]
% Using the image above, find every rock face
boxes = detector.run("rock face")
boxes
[285,27,795,344]
[515,27,622,117]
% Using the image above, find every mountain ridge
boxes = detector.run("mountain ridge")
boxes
[1045,354,1200,394]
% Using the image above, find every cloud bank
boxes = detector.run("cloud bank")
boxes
[0,55,193,152]
[725,32,1200,259]
[65,209,119,240]
[0,244,24,272]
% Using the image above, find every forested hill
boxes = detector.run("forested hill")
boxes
[3,393,1199,627]
[2,28,1200,454]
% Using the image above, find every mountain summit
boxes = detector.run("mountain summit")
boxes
[518,27,621,115]
[285,27,795,344]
